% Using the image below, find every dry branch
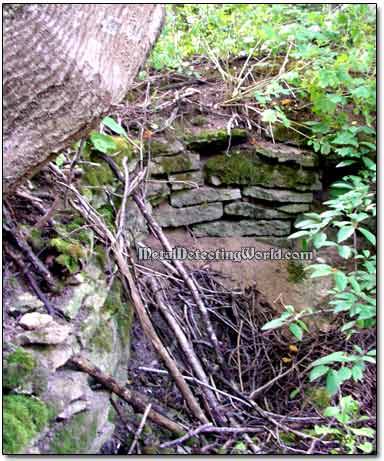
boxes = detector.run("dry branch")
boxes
[69,354,184,434]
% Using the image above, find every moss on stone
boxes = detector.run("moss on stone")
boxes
[205,152,319,190]
[287,261,308,283]
[3,348,37,391]
[305,387,331,411]
[49,412,98,454]
[90,322,114,354]
[185,128,247,152]
[190,115,208,126]
[50,237,85,274]
[96,204,115,231]
[82,136,134,187]
[272,123,310,147]
[102,279,133,349]
[3,395,53,454]
[158,155,193,174]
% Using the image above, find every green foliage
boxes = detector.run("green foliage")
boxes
[313,395,375,454]
[50,237,86,274]
[3,348,37,391]
[3,395,53,454]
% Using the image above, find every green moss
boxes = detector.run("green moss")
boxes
[146,139,170,156]
[93,244,108,269]
[96,204,115,231]
[4,348,37,391]
[185,128,247,152]
[28,228,45,251]
[82,136,134,187]
[205,152,318,189]
[90,322,114,353]
[190,115,208,126]
[103,279,133,348]
[287,261,308,283]
[50,411,98,454]
[272,123,310,147]
[3,395,52,454]
[159,155,192,174]
[50,237,85,274]
[305,387,331,411]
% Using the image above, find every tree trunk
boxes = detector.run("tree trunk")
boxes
[3,4,165,193]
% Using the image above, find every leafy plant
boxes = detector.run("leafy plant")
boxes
[314,395,375,454]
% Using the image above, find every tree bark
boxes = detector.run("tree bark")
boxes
[3,4,165,193]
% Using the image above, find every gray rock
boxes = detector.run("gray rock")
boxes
[10,293,44,315]
[154,202,223,227]
[28,343,73,371]
[149,137,184,156]
[90,422,115,454]
[254,237,294,248]
[150,152,200,175]
[19,313,53,330]
[146,181,170,198]
[277,203,311,214]
[253,140,318,167]
[210,175,222,186]
[57,400,88,421]
[193,220,291,237]
[125,200,151,240]
[17,322,71,346]
[43,371,89,414]
[224,201,290,219]
[171,187,241,208]
[61,280,95,319]
[169,171,204,190]
[243,186,313,203]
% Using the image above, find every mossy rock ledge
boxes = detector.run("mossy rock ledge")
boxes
[185,128,248,152]
[204,151,321,191]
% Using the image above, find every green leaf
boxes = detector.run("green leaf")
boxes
[311,351,353,367]
[357,442,373,453]
[261,109,278,123]
[309,265,333,278]
[288,230,310,239]
[313,232,327,249]
[323,406,339,418]
[309,365,330,382]
[102,117,128,137]
[336,160,355,168]
[350,427,375,438]
[289,323,303,341]
[261,315,289,331]
[341,321,355,332]
[337,226,355,243]
[55,153,66,168]
[358,227,376,246]
[337,367,352,382]
[89,132,117,154]
[337,245,352,259]
[289,388,300,399]
[332,131,359,147]
[351,364,364,382]
[326,370,339,396]
[363,356,376,364]
[367,349,376,356]
[334,271,348,291]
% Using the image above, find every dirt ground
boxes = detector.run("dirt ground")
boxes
[143,229,332,313]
